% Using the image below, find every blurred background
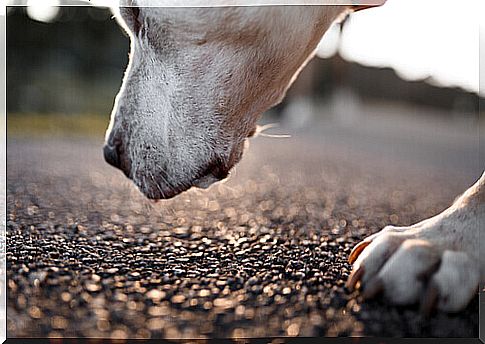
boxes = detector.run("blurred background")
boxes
[6,0,484,175]
[5,1,485,338]
[6,2,483,132]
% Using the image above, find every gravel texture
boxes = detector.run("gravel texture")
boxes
[6,133,479,339]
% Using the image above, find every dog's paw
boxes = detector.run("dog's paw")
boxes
[346,224,479,313]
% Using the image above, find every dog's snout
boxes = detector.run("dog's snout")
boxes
[192,160,229,189]
[103,143,121,169]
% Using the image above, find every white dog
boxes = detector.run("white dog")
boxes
[104,1,484,313]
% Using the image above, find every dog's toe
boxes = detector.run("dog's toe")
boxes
[348,240,371,265]
[374,239,441,305]
[346,228,409,291]
[348,225,411,265]
[422,251,479,314]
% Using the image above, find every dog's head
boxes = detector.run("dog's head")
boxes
[105,5,346,199]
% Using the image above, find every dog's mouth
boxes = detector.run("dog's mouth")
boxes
[140,174,225,201]
[137,158,233,200]
[183,159,230,192]
[132,136,249,200]
[192,173,224,189]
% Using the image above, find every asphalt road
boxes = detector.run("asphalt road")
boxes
[6,115,482,338]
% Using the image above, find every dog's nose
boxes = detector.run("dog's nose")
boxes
[103,143,121,169]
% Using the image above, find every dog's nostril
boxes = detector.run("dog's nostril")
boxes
[103,144,121,169]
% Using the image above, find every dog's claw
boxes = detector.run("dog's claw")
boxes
[348,240,371,264]
[362,277,384,300]
[420,282,439,316]
[346,265,365,292]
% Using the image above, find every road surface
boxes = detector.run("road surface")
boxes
[6,110,482,338]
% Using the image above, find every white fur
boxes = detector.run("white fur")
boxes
[106,5,346,198]
[106,3,484,312]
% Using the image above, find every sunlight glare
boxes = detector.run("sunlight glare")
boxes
[316,22,340,59]
[26,0,61,23]
[335,0,481,94]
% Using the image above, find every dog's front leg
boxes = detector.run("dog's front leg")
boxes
[346,171,484,313]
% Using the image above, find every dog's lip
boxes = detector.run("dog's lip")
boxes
[138,152,237,199]
[247,126,257,138]
[141,168,226,200]
[192,174,221,189]
[145,175,218,200]
[144,187,182,200]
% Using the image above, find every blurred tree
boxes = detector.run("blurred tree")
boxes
[7,6,129,115]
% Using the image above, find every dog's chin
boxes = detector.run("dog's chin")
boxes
[134,146,243,200]
[137,173,223,201]
[142,185,187,201]
[133,177,189,201]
